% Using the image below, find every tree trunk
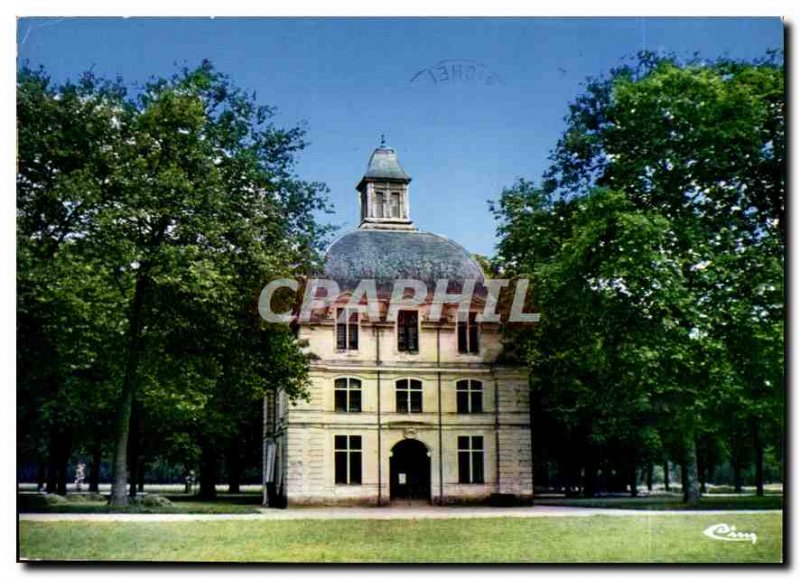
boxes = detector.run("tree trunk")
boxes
[753,422,764,497]
[683,437,700,505]
[45,429,60,494]
[110,363,135,505]
[137,458,145,493]
[582,452,597,498]
[37,462,46,493]
[45,453,57,494]
[629,454,638,497]
[663,461,670,491]
[56,455,68,496]
[698,453,707,494]
[128,444,138,498]
[646,463,653,491]
[128,403,139,498]
[681,461,687,501]
[110,276,148,507]
[227,443,242,494]
[780,413,785,492]
[732,456,743,493]
[198,443,217,500]
[89,442,102,493]
[128,467,138,496]
[46,429,70,495]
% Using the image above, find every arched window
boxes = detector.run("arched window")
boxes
[456,379,483,413]
[396,379,423,413]
[334,377,362,413]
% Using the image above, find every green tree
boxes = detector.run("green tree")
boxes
[494,51,784,504]
[17,62,331,505]
[17,68,129,493]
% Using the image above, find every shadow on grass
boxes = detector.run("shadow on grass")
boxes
[534,494,782,510]
[18,491,264,514]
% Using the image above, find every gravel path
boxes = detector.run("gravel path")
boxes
[18,506,781,523]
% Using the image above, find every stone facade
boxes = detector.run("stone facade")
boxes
[272,143,533,506]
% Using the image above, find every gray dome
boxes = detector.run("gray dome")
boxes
[324,229,484,293]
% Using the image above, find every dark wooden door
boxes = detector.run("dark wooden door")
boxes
[390,439,431,501]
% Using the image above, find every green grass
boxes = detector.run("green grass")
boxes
[19,513,782,563]
[17,493,262,515]
[705,484,783,495]
[534,495,783,511]
[21,492,780,515]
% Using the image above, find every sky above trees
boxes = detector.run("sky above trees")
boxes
[18,17,783,256]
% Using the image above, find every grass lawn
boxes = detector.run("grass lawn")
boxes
[19,513,782,563]
[534,494,783,511]
[20,491,781,514]
[17,492,262,515]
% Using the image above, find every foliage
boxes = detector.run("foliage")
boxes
[17,61,332,502]
[492,51,784,501]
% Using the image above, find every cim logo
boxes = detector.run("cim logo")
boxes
[703,523,757,545]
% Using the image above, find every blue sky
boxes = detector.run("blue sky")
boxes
[18,17,783,256]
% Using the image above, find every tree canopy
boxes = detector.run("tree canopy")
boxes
[17,61,332,503]
[492,51,784,502]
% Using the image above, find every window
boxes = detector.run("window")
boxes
[456,380,483,413]
[375,191,384,218]
[458,312,479,354]
[336,308,359,351]
[396,379,423,413]
[397,310,419,353]
[458,436,484,484]
[390,192,401,218]
[334,378,362,413]
[334,435,362,484]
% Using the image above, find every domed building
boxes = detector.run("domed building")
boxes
[272,142,532,506]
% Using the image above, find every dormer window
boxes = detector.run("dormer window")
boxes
[458,312,479,354]
[397,310,419,353]
[336,307,359,351]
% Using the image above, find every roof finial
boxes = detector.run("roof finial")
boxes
[380,133,386,148]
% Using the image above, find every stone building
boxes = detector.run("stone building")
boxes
[273,142,533,506]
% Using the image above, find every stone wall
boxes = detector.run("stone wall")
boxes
[279,362,533,506]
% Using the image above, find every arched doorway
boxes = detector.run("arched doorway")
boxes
[389,439,431,501]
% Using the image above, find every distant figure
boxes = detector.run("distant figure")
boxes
[74,462,86,492]
[185,470,195,494]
